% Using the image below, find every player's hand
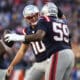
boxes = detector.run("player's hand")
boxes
[4,34,17,42]
[4,33,25,42]
[6,65,13,77]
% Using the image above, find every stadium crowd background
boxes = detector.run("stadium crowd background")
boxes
[0,0,80,80]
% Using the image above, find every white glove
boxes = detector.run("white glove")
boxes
[4,33,25,42]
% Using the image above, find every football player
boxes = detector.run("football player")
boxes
[40,3,74,80]
[5,3,74,80]
[0,30,14,80]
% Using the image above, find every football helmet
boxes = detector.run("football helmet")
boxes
[23,5,39,18]
[41,2,58,17]
[23,5,39,25]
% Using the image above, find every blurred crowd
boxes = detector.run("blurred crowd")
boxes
[0,0,80,80]
[0,0,80,32]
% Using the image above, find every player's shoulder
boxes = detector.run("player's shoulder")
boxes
[39,16,63,22]
[54,18,67,24]
[22,26,30,35]
[39,16,51,23]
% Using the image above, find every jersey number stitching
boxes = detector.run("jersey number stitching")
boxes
[31,41,46,55]
[53,22,69,43]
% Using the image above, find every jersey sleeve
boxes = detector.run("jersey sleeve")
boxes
[22,28,30,44]
[22,28,27,35]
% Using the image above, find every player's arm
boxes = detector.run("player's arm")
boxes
[25,29,46,42]
[0,39,13,54]
[0,29,14,56]
[4,29,46,42]
[0,40,6,54]
[24,19,49,42]
[7,43,29,76]
[9,43,28,67]
[0,39,14,57]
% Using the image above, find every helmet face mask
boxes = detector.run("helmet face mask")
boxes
[26,13,39,20]
[25,13,39,26]
[41,2,58,17]
[23,5,39,25]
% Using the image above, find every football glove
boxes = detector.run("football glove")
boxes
[4,33,25,42]
[2,29,14,47]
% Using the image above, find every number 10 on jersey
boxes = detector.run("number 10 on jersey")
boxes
[31,41,46,55]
